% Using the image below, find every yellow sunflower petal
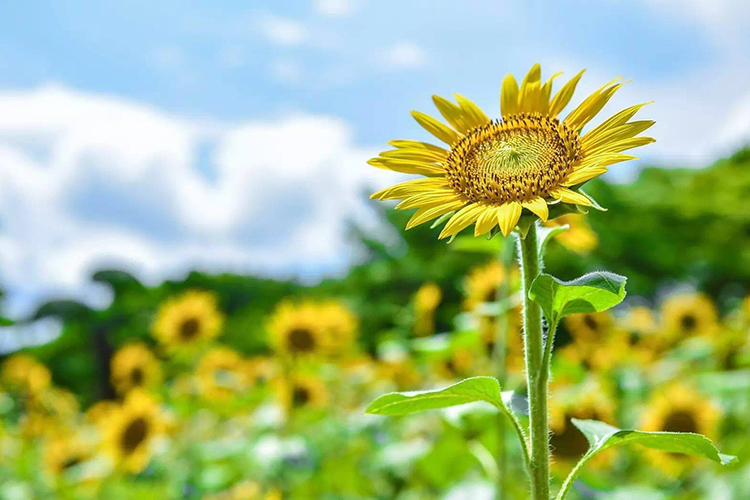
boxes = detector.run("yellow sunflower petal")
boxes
[563,165,608,186]
[396,191,462,210]
[371,178,450,200]
[474,206,500,236]
[580,102,652,146]
[565,80,624,131]
[453,93,490,129]
[550,187,592,206]
[432,95,471,134]
[379,148,446,163]
[439,203,485,239]
[388,140,449,156]
[522,197,549,222]
[587,136,655,156]
[578,153,638,169]
[549,70,585,117]
[406,200,466,230]
[410,111,462,145]
[496,203,522,236]
[501,73,520,117]
[583,120,655,153]
[367,157,445,175]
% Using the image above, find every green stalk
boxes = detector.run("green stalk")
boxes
[518,223,549,500]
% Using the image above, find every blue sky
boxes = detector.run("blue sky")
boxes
[0,0,749,336]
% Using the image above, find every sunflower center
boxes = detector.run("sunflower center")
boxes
[551,413,601,460]
[179,317,201,341]
[445,113,580,204]
[292,386,311,406]
[680,314,697,332]
[663,409,698,434]
[130,367,144,386]
[288,328,316,353]
[120,417,149,454]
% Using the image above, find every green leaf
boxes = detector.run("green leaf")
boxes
[528,271,627,327]
[556,419,737,500]
[537,224,568,257]
[366,376,512,416]
[451,235,503,254]
[430,211,455,229]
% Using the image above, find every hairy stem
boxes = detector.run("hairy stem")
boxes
[518,223,549,500]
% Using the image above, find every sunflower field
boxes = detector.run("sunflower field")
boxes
[3,70,750,499]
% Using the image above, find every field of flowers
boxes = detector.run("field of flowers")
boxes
[1,202,749,498]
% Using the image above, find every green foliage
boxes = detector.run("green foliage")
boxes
[556,419,738,499]
[529,271,627,327]
[366,376,512,416]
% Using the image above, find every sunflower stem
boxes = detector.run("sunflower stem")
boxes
[518,223,550,500]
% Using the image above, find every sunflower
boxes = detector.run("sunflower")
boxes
[564,311,614,342]
[640,384,720,476]
[660,293,719,342]
[1,354,51,396]
[558,335,627,374]
[369,64,654,238]
[318,300,359,355]
[111,343,161,396]
[433,348,475,380]
[544,214,598,254]
[463,261,516,311]
[268,300,330,358]
[275,374,328,412]
[549,384,617,469]
[245,356,277,386]
[196,347,249,401]
[151,290,224,353]
[102,389,163,473]
[414,282,442,336]
[376,358,422,391]
[85,400,118,425]
[44,434,92,477]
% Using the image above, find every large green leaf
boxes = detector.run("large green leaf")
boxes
[529,271,627,326]
[366,376,512,416]
[556,419,737,499]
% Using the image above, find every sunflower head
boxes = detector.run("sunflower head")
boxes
[111,343,161,396]
[369,64,654,238]
[660,293,719,342]
[44,434,92,477]
[641,384,720,476]
[196,347,249,401]
[1,354,51,396]
[268,300,335,358]
[544,214,598,254]
[151,290,224,354]
[275,374,329,412]
[463,261,518,311]
[413,282,442,336]
[564,311,613,341]
[549,383,617,469]
[102,390,163,473]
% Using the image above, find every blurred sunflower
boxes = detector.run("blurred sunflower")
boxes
[620,306,660,362]
[102,390,163,473]
[268,301,330,358]
[376,358,422,391]
[44,434,92,477]
[434,348,475,380]
[196,347,249,401]
[111,343,162,396]
[85,400,118,425]
[640,384,720,476]
[544,214,598,254]
[564,311,614,342]
[151,290,224,353]
[413,282,442,337]
[275,374,329,412]
[245,356,277,386]
[463,261,513,311]
[549,385,617,469]
[558,335,627,374]
[1,354,51,396]
[22,387,80,438]
[660,293,719,342]
[369,64,654,238]
[318,300,359,355]
[481,305,524,373]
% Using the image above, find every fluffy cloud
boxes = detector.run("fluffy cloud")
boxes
[314,0,358,17]
[257,14,307,46]
[0,85,398,318]
[377,42,427,70]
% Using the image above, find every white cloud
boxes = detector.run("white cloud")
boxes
[0,85,398,318]
[314,0,358,17]
[377,42,427,70]
[257,14,307,46]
